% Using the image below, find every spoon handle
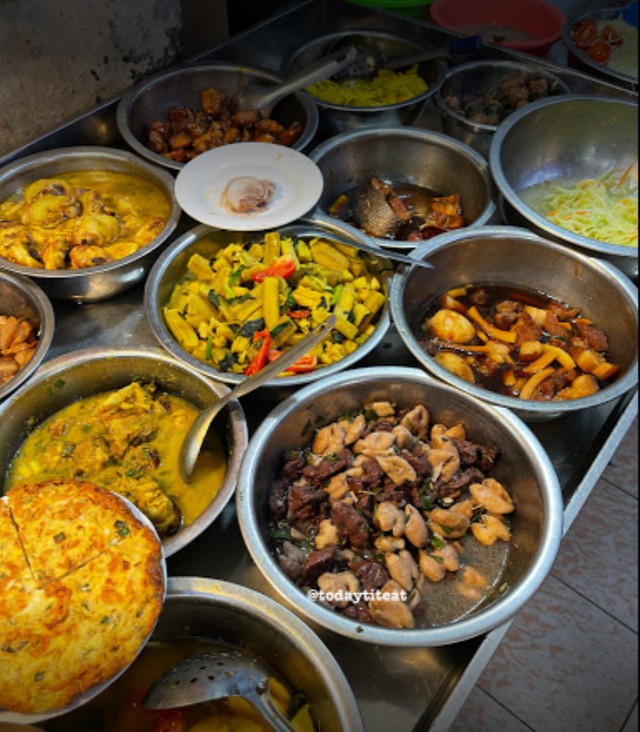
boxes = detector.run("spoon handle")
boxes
[246,688,296,732]
[385,34,482,70]
[257,45,358,109]
[180,315,336,480]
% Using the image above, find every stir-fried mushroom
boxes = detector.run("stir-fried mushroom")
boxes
[268,400,515,629]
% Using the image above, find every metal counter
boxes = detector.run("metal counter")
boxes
[2,1,638,729]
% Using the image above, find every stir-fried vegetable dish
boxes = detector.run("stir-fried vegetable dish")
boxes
[421,283,619,401]
[163,232,388,376]
[269,400,512,629]
[521,165,638,248]
[0,170,171,270]
[306,66,427,107]
[6,382,227,538]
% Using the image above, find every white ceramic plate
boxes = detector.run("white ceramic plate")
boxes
[175,143,324,230]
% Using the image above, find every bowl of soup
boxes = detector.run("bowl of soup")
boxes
[0,146,181,302]
[0,347,248,557]
[39,577,364,731]
[236,365,563,646]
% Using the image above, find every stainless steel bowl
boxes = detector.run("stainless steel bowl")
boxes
[0,146,181,302]
[44,577,365,731]
[561,8,638,87]
[116,63,319,171]
[390,226,639,420]
[144,218,392,388]
[284,30,447,137]
[489,95,638,279]
[309,126,498,251]
[435,60,570,159]
[236,365,563,646]
[0,271,54,402]
[0,347,248,557]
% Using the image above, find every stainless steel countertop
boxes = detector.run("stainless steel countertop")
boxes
[3,1,638,729]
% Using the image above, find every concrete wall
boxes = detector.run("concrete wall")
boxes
[0,0,228,157]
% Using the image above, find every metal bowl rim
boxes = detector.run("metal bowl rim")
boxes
[0,271,55,402]
[389,225,639,415]
[236,365,564,647]
[0,145,181,279]
[116,63,320,172]
[144,220,392,387]
[0,345,249,558]
[489,94,639,258]
[165,576,365,731]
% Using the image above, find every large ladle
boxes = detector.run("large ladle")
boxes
[179,314,336,482]
[235,45,358,116]
[143,647,295,732]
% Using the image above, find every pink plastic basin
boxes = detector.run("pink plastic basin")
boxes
[430,0,566,57]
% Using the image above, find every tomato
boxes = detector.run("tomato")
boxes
[572,18,598,49]
[266,349,317,373]
[289,308,311,319]
[587,38,613,64]
[244,329,271,375]
[152,709,186,732]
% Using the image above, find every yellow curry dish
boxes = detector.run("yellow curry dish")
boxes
[6,382,228,538]
[163,231,388,377]
[0,170,171,270]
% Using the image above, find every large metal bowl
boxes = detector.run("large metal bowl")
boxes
[284,30,447,137]
[43,577,364,731]
[561,7,638,87]
[144,218,392,388]
[117,63,319,171]
[0,271,54,402]
[309,126,497,251]
[236,365,563,647]
[489,95,638,279]
[390,226,638,420]
[0,347,248,557]
[435,60,570,159]
[0,146,181,302]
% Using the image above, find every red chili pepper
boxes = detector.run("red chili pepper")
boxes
[266,349,317,373]
[244,329,271,375]
[251,255,297,283]
[587,38,612,64]
[288,308,311,319]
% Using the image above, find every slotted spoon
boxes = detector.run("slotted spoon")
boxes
[143,648,295,732]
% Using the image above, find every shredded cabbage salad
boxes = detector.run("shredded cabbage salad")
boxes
[597,18,638,78]
[306,66,427,107]
[521,165,638,248]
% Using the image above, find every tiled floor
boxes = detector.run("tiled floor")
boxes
[450,416,638,732]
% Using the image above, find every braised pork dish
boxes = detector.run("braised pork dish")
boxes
[269,400,514,629]
[420,283,619,400]
[0,170,171,270]
[5,382,227,538]
[146,87,303,163]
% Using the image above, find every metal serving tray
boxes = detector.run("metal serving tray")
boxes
[2,2,637,729]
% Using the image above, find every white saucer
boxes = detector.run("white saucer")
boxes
[174,143,324,230]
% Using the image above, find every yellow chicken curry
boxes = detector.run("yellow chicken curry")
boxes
[0,170,171,270]
[164,231,388,376]
[6,382,227,538]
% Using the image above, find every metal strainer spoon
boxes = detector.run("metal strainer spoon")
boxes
[143,648,295,732]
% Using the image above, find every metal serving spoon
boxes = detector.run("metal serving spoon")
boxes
[331,34,482,81]
[235,45,358,116]
[143,648,295,732]
[179,314,336,482]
